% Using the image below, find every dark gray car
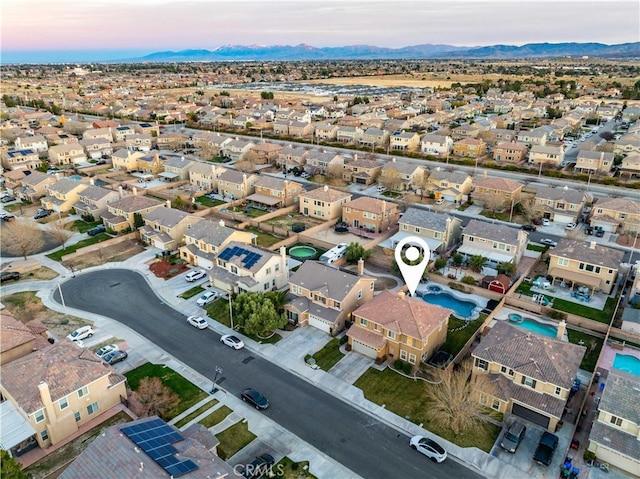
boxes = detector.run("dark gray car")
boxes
[500,420,526,453]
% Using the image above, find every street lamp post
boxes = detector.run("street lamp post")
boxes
[57,281,68,314]
[211,366,223,394]
[228,289,234,330]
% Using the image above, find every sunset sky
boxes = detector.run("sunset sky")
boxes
[2,0,639,62]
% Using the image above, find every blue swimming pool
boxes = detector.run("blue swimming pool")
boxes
[612,354,640,378]
[68,175,83,181]
[422,292,477,318]
[511,318,557,338]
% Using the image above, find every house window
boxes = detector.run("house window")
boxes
[492,400,501,411]
[74,411,81,422]
[610,416,623,427]
[231,265,238,274]
[275,264,279,272]
[500,366,507,374]
[387,330,396,340]
[334,301,341,309]
[41,429,49,441]
[77,386,88,398]
[475,358,488,370]
[555,386,562,396]
[522,376,537,389]
[408,353,416,364]
[479,393,488,405]
[357,289,362,299]
[558,258,569,266]
[359,318,368,327]
[264,283,269,290]
[87,402,99,415]
[508,369,515,377]
[58,397,69,411]
[266,267,271,275]
[400,350,408,361]
[34,409,45,423]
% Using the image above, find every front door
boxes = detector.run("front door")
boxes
[354,219,360,227]
[303,207,308,215]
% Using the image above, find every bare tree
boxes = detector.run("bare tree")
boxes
[424,360,497,436]
[325,163,345,185]
[480,194,507,218]
[518,197,536,223]
[2,219,45,259]
[49,220,73,249]
[378,166,403,192]
[132,377,180,419]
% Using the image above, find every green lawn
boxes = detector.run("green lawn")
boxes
[354,368,499,451]
[125,363,208,419]
[71,219,102,233]
[526,243,547,252]
[516,281,534,295]
[305,338,344,371]
[204,298,282,344]
[566,329,604,373]
[439,314,486,357]
[174,399,219,428]
[46,233,112,261]
[275,458,317,479]
[551,297,617,324]
[198,405,232,428]
[480,210,510,222]
[195,196,225,208]
[382,191,401,198]
[179,285,205,299]
[216,421,256,460]
[229,206,269,218]
[245,227,284,247]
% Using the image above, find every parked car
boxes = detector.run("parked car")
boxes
[566,222,577,230]
[1,195,15,203]
[532,218,542,226]
[595,228,605,238]
[95,344,118,358]
[584,226,594,235]
[186,315,208,329]
[409,435,447,463]
[521,224,537,232]
[196,290,218,307]
[87,224,106,236]
[500,420,527,453]
[185,269,207,282]
[540,239,558,247]
[220,334,245,350]
[0,271,21,283]
[435,198,445,205]
[242,454,275,479]
[34,208,53,219]
[0,212,15,221]
[103,350,128,365]
[240,388,269,410]
[541,218,551,226]
[67,325,94,341]
[533,431,559,466]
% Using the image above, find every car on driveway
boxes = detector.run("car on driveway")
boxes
[500,420,527,453]
[541,218,551,226]
[0,212,15,221]
[521,224,536,232]
[566,222,577,230]
[0,271,21,283]
[95,344,118,358]
[87,224,106,236]
[540,239,557,247]
[67,325,94,341]
[196,290,218,307]
[220,334,244,350]
[241,388,269,409]
[185,269,207,282]
[103,350,128,365]
[34,208,53,219]
[409,435,447,463]
[187,315,208,329]
[1,195,15,203]
[242,454,275,479]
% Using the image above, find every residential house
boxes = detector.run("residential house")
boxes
[348,290,450,366]
[161,156,196,182]
[210,242,288,294]
[336,125,364,144]
[288,120,315,138]
[390,131,421,152]
[140,208,201,251]
[587,371,640,475]
[285,260,375,335]
[359,128,389,149]
[596,103,621,121]
[305,150,343,175]
[516,127,548,147]
[125,133,153,152]
[425,168,473,203]
[574,150,615,174]
[73,183,120,220]
[421,134,453,156]
[41,178,89,213]
[457,219,528,268]
[82,128,114,142]
[92,119,118,130]
[112,125,136,143]
[0,341,127,453]
[619,154,640,178]
[134,122,160,137]
[0,312,47,366]
[2,169,27,194]
[314,122,339,141]
[155,131,188,150]
[48,144,87,166]
[453,138,487,158]
[221,139,255,162]
[343,156,382,185]
[14,171,56,202]
[246,176,302,209]
[379,159,426,192]
[548,239,623,295]
[342,196,399,235]
[613,133,640,155]
[590,197,640,233]
[80,138,113,160]
[248,142,283,165]
[110,148,145,171]
[472,321,585,431]
[136,152,165,175]
[180,219,254,269]
[493,142,528,163]
[3,149,42,171]
[14,135,48,154]
[299,185,351,220]
[101,194,164,232]
[188,162,227,192]
[487,129,517,145]
[451,124,481,140]
[528,145,564,167]
[216,169,258,200]
[472,177,523,208]
[387,206,463,255]
[278,144,309,169]
[533,186,587,224]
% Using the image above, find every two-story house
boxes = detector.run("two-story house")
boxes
[343,156,382,185]
[336,125,364,144]
[493,142,528,163]
[421,134,453,156]
[342,196,399,235]
[14,171,57,202]
[619,154,640,178]
[379,159,426,192]
[548,239,623,295]
[359,128,389,149]
[216,169,258,200]
[453,138,487,158]
[110,149,145,171]
[161,157,196,182]
[457,219,528,268]
[0,341,127,454]
[248,142,283,165]
[533,186,587,224]
[80,138,113,160]
[305,150,343,175]
[516,127,548,147]
[348,290,451,366]
[574,151,615,174]
[101,194,165,232]
[472,177,523,208]
[47,144,86,166]
[211,242,288,294]
[14,135,48,154]
[472,320,585,431]
[451,124,481,140]
[387,207,463,255]
[192,132,232,156]
[82,128,113,142]
[314,122,339,142]
[278,145,308,170]
[41,178,89,213]
[246,176,302,209]
[285,260,375,335]
[188,162,227,193]
[2,149,43,171]
[425,168,473,203]
[299,186,352,220]
[0,311,48,366]
[73,183,121,221]
[180,219,254,269]
[112,125,136,143]
[140,208,202,251]
[588,371,640,475]
[528,145,564,167]
[589,197,640,233]
[390,131,421,152]
[221,139,255,162]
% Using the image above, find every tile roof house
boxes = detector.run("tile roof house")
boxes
[425,168,473,203]
[385,206,463,254]
[188,162,227,193]
[472,176,523,207]
[285,260,375,335]
[41,178,89,213]
[532,186,587,224]
[379,159,426,192]
[125,133,153,152]
[587,371,640,475]
[221,139,255,162]
[82,127,114,142]
[80,138,113,160]
[162,156,197,182]
[248,142,284,165]
[216,169,258,200]
[14,135,48,153]
[110,148,145,171]
[390,131,421,152]
[457,219,528,267]
[453,138,487,158]
[516,127,548,147]
[343,156,383,185]
[278,145,309,169]
[493,142,528,163]
[589,197,640,233]
[140,208,202,251]
[342,196,399,236]
[210,242,289,294]
[619,154,640,178]
[336,125,364,144]
[48,144,87,166]
[299,186,352,220]
[180,219,255,269]
[528,144,564,167]
[245,176,302,209]
[575,150,615,174]
[2,149,43,171]
[314,122,339,141]
[305,150,343,175]
[359,127,389,149]
[0,312,48,366]
[472,321,585,431]
[72,183,121,220]
[347,290,451,366]
[0,341,127,452]
[14,171,57,202]
[101,194,165,232]
[547,239,624,295]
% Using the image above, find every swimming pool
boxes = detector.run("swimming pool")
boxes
[612,354,640,378]
[68,175,83,181]
[422,292,478,319]
[511,317,557,338]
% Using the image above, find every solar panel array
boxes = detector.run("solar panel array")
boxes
[218,246,263,269]
[121,418,198,478]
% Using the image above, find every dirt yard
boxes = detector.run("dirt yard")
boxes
[264,213,324,229]
[63,239,146,270]
[148,256,190,280]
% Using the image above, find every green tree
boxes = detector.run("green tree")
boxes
[133,212,144,229]
[469,255,487,273]
[434,258,447,270]
[344,242,371,263]
[233,292,285,337]
[496,262,517,277]
[1,450,28,479]
[452,253,464,267]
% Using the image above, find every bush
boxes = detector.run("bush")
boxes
[461,275,477,285]
[402,362,412,375]
[549,309,566,320]
[394,359,404,370]
[434,258,447,270]
[59,318,69,325]
[583,450,596,461]
[339,335,348,345]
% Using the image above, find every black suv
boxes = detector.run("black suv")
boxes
[242,454,275,479]
[87,224,106,236]
[0,271,21,283]
[521,224,536,232]
[500,420,526,453]
[34,209,53,219]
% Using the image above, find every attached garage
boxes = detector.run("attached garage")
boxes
[308,314,332,334]
[552,213,574,224]
[351,339,378,359]
[512,403,551,429]
[347,324,387,360]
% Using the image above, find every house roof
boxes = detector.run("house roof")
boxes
[254,176,287,190]
[163,157,196,169]
[0,312,36,354]
[593,197,640,215]
[576,150,615,161]
[473,177,523,193]
[344,196,396,214]
[400,207,456,232]
[463,219,520,245]
[107,195,163,213]
[300,186,351,203]
[184,219,239,246]
[530,145,563,155]
[347,324,387,349]
[21,171,52,187]
[217,169,248,184]
[534,186,585,204]
[429,169,470,184]
[217,241,278,273]
[589,420,640,463]
[78,185,117,202]
[551,239,624,269]
[488,373,566,418]
[144,207,198,228]
[289,261,373,302]
[473,321,585,389]
[496,142,527,151]
[598,370,640,424]
[353,290,450,340]
[47,178,88,195]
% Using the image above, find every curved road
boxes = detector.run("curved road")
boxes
[56,269,483,479]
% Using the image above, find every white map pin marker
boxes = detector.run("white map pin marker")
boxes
[395,236,431,297]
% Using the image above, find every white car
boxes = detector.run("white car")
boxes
[566,222,577,230]
[410,435,447,463]
[540,238,558,247]
[220,334,245,350]
[541,218,551,226]
[95,344,118,358]
[196,290,219,307]
[67,325,94,342]
[185,269,207,282]
[435,198,445,205]
[187,315,208,329]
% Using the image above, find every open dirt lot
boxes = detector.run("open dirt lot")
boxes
[63,239,146,270]
[264,213,324,229]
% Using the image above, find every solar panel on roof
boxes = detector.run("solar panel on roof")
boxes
[166,460,198,478]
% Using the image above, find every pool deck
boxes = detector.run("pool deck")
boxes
[415,282,489,309]
[598,342,640,374]
[490,306,568,341]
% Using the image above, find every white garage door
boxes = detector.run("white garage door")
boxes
[309,315,331,334]
[553,213,574,224]
[351,339,378,359]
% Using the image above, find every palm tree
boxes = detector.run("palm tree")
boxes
[469,255,488,273]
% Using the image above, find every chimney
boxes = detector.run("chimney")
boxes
[219,219,225,227]
[132,186,138,196]
[166,199,171,208]
[483,170,487,179]
[354,153,358,161]
[557,320,566,341]
[397,291,405,300]
[323,185,329,192]
[55,172,61,181]
[590,241,596,249]
[358,257,364,276]
[89,178,95,186]
[38,381,57,425]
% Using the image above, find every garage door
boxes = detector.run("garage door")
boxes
[512,403,551,429]
[308,315,331,334]
[351,339,378,359]
[553,214,574,224]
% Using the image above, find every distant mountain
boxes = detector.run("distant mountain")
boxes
[135,42,640,62]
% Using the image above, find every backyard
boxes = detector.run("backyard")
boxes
[566,329,604,373]
[264,212,324,230]
[439,314,486,357]
[245,226,285,248]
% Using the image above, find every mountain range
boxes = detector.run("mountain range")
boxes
[136,42,640,62]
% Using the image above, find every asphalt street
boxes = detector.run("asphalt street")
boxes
[56,269,484,479]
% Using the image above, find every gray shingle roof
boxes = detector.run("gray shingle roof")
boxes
[400,207,453,232]
[464,219,520,245]
[289,261,372,302]
[144,207,196,228]
[184,219,238,246]
[534,186,585,204]
[598,371,640,424]
[552,239,624,269]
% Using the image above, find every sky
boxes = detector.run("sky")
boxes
[1,0,639,62]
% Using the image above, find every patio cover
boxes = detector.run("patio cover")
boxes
[457,245,513,264]
[382,231,443,252]
[548,268,601,287]
[158,171,179,179]
[246,193,281,206]
[0,401,36,450]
